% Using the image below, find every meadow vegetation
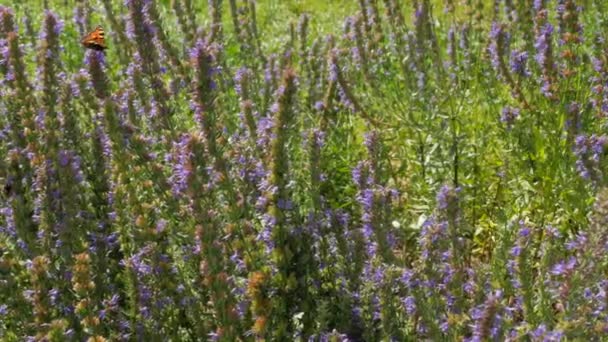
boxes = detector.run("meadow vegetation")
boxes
[1,0,608,340]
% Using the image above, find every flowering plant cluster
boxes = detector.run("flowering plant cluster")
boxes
[1,0,608,340]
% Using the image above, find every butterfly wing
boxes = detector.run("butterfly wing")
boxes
[81,26,107,51]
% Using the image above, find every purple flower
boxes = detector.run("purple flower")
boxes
[437,184,460,211]
[49,288,59,305]
[234,67,252,97]
[518,224,531,238]
[0,206,17,241]
[534,0,545,11]
[565,232,587,251]
[534,23,554,66]
[40,10,64,40]
[489,22,509,73]
[501,106,520,128]
[530,324,564,341]
[573,135,608,182]
[402,295,416,315]
[545,225,561,238]
[510,50,530,77]
[328,50,340,82]
[469,291,502,341]
[550,256,577,276]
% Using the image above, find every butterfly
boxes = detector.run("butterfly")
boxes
[81,26,107,51]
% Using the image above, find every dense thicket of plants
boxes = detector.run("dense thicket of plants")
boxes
[1,0,608,340]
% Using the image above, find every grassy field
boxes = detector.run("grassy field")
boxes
[1,0,608,340]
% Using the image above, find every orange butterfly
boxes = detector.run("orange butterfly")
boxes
[81,26,107,51]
